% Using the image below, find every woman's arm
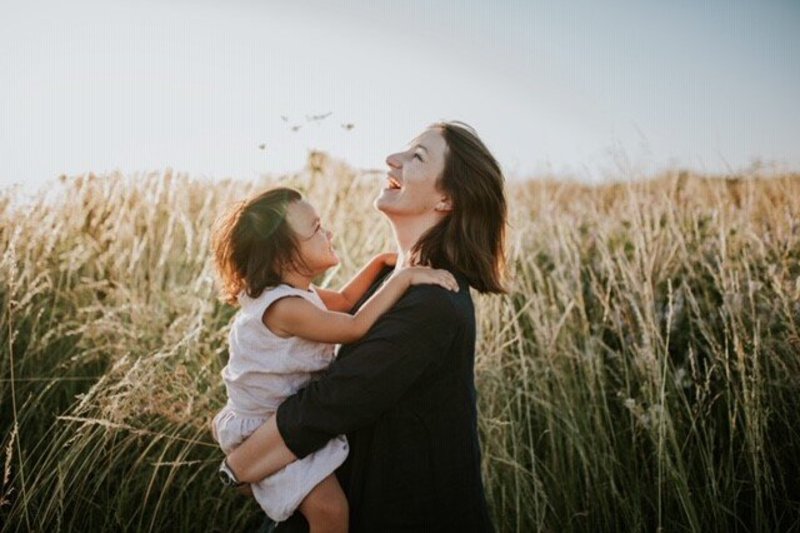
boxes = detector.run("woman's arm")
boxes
[265,267,458,344]
[315,253,396,312]
[227,285,461,483]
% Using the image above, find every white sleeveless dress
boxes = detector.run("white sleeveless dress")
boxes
[212,284,348,522]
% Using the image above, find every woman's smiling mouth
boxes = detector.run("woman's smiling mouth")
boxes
[386,176,402,190]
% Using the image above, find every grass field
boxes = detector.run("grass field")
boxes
[2,154,799,532]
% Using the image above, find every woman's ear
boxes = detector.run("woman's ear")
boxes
[435,196,453,212]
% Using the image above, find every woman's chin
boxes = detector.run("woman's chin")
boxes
[374,188,402,212]
[375,198,404,217]
[373,194,387,212]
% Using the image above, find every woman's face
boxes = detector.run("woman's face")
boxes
[375,127,449,218]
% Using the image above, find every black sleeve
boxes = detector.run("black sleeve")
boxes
[275,285,459,459]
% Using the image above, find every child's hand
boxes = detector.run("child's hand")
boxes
[379,252,398,267]
[398,266,459,292]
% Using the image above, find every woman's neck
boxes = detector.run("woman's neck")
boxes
[389,213,441,267]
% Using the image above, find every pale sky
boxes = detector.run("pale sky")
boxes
[1,0,799,191]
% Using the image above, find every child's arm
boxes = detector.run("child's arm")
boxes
[263,266,458,344]
[315,252,396,313]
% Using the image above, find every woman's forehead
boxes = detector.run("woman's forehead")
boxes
[408,130,446,161]
[410,127,442,145]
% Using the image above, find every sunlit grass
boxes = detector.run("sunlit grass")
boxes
[2,158,799,532]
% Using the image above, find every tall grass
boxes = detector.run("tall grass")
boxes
[2,158,799,532]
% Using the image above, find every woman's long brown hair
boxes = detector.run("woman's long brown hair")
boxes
[411,121,508,294]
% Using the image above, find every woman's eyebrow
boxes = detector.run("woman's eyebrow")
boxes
[406,138,429,152]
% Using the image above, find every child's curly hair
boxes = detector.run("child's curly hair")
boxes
[212,187,303,305]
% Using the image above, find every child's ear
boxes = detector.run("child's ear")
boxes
[435,196,453,212]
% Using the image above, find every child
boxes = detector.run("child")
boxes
[210,187,458,533]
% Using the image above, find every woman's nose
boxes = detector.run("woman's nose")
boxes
[386,153,401,169]
[325,229,333,240]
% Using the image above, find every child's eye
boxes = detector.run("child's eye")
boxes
[413,153,423,161]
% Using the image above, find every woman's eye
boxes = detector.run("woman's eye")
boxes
[413,153,423,161]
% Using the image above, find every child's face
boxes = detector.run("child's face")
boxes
[285,200,339,276]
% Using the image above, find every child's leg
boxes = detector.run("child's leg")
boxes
[298,474,348,533]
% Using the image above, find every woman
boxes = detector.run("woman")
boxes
[224,121,507,532]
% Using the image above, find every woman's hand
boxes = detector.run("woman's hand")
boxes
[395,266,459,292]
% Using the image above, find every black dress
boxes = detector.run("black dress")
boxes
[270,269,494,533]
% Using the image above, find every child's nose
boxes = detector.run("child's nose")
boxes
[325,229,333,240]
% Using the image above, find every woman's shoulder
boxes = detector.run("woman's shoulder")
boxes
[398,281,472,324]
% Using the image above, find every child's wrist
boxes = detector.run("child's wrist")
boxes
[392,269,412,287]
